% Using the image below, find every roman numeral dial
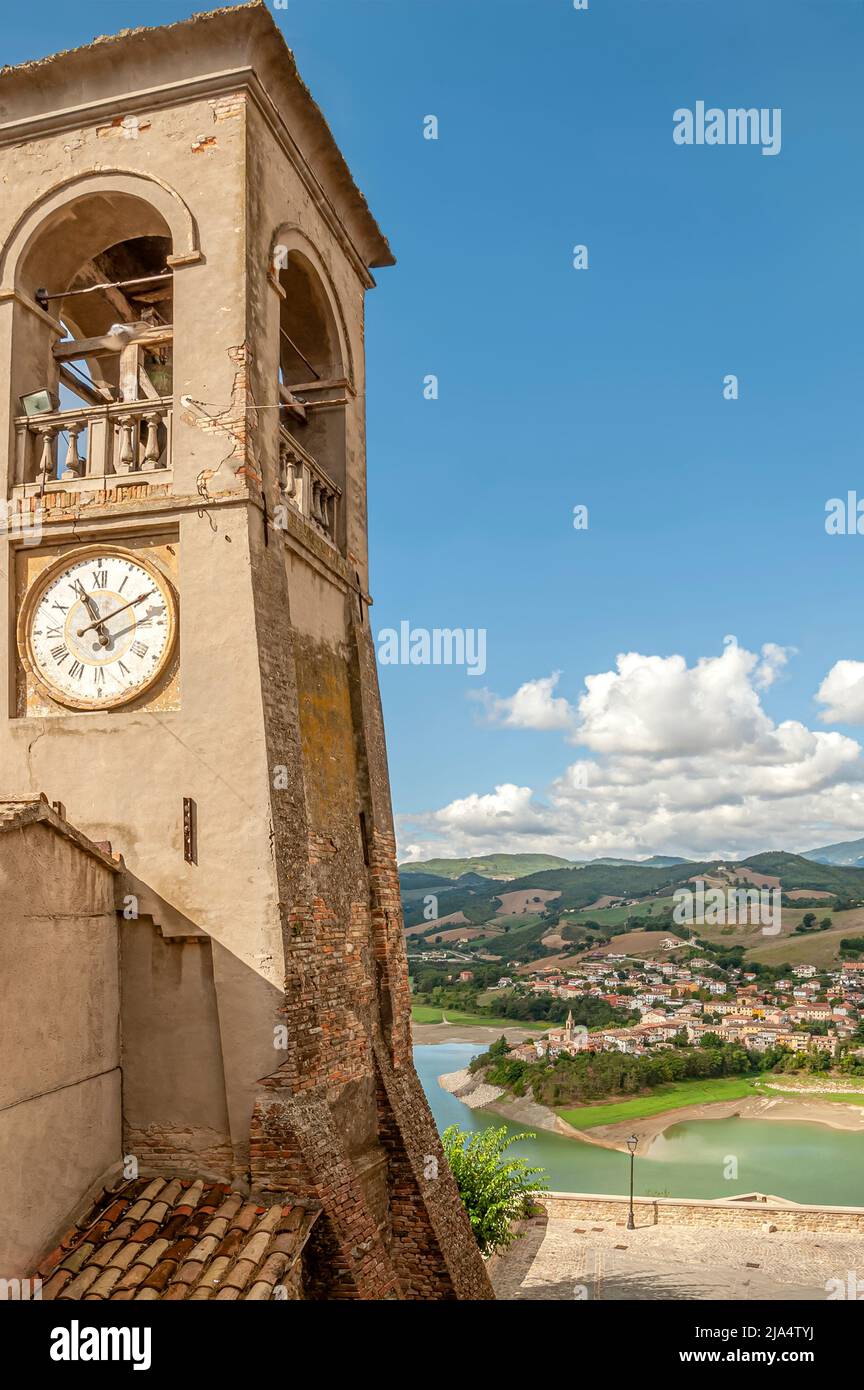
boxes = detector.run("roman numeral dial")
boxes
[21,546,177,711]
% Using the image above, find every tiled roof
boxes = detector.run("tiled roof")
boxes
[36,1176,319,1300]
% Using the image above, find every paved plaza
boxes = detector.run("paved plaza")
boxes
[490,1211,864,1301]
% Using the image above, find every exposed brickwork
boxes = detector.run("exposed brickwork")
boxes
[374,1044,495,1300]
[243,518,492,1296]
[124,1127,234,1180]
[210,93,245,122]
[249,1089,400,1299]
[368,827,414,1068]
[12,485,172,523]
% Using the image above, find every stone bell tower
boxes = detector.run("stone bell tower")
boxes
[0,2,491,1299]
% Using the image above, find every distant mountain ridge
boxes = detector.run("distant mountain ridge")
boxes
[400,842,864,878]
[802,835,864,868]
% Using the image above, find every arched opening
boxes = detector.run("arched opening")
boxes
[278,251,342,389]
[13,191,175,486]
[275,249,347,549]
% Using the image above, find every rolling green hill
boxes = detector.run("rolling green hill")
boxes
[741,851,864,896]
[398,854,576,880]
[401,849,864,962]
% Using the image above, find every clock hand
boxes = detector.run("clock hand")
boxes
[76,589,155,637]
[72,578,110,648]
[72,578,101,623]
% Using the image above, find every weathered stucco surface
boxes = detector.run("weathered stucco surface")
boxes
[0,807,121,1274]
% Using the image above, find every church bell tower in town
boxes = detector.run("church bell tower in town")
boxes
[0,1,491,1299]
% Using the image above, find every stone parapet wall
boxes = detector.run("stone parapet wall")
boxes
[543,1191,864,1234]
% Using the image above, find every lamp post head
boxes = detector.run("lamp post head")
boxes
[626,1134,638,1153]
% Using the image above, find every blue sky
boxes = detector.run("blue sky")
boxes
[10,1,864,861]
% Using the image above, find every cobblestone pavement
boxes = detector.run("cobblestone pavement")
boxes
[490,1214,864,1301]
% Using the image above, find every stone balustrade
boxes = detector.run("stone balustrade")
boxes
[14,397,172,491]
[278,425,341,546]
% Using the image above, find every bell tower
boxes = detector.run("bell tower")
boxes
[0,2,491,1299]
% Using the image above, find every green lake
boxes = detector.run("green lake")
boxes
[414,1043,864,1207]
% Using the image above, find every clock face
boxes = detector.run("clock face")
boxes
[21,547,177,710]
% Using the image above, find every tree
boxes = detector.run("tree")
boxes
[441,1125,548,1256]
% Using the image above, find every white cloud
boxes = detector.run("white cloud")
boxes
[474,672,574,731]
[424,783,552,838]
[399,641,864,862]
[574,642,777,757]
[816,660,864,725]
[754,642,793,690]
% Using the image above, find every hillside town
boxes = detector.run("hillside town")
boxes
[492,953,864,1062]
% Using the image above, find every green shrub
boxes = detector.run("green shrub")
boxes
[441,1124,548,1256]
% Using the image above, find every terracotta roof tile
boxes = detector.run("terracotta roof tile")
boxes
[87,1238,126,1269]
[161,1283,192,1301]
[213,1194,243,1222]
[245,1280,274,1301]
[62,1266,101,1299]
[163,1237,197,1265]
[130,1238,170,1270]
[100,1200,130,1225]
[41,1269,73,1299]
[107,1219,136,1243]
[113,1264,150,1294]
[240,1231,272,1266]
[139,1179,166,1202]
[181,1180,205,1208]
[124,1200,152,1223]
[196,1254,231,1292]
[144,1201,171,1225]
[59,1242,94,1273]
[140,1258,179,1292]
[201,1216,230,1240]
[35,1177,319,1301]
[107,1242,141,1274]
[219,1257,256,1293]
[174,1259,205,1286]
[157,1212,190,1242]
[232,1202,262,1233]
[130,1221,161,1245]
[214,1228,245,1261]
[188,1232,220,1263]
[85,1266,124,1299]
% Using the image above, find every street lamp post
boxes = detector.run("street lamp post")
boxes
[626,1134,638,1230]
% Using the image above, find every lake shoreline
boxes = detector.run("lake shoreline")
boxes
[435,1063,864,1153]
[563,1093,864,1153]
